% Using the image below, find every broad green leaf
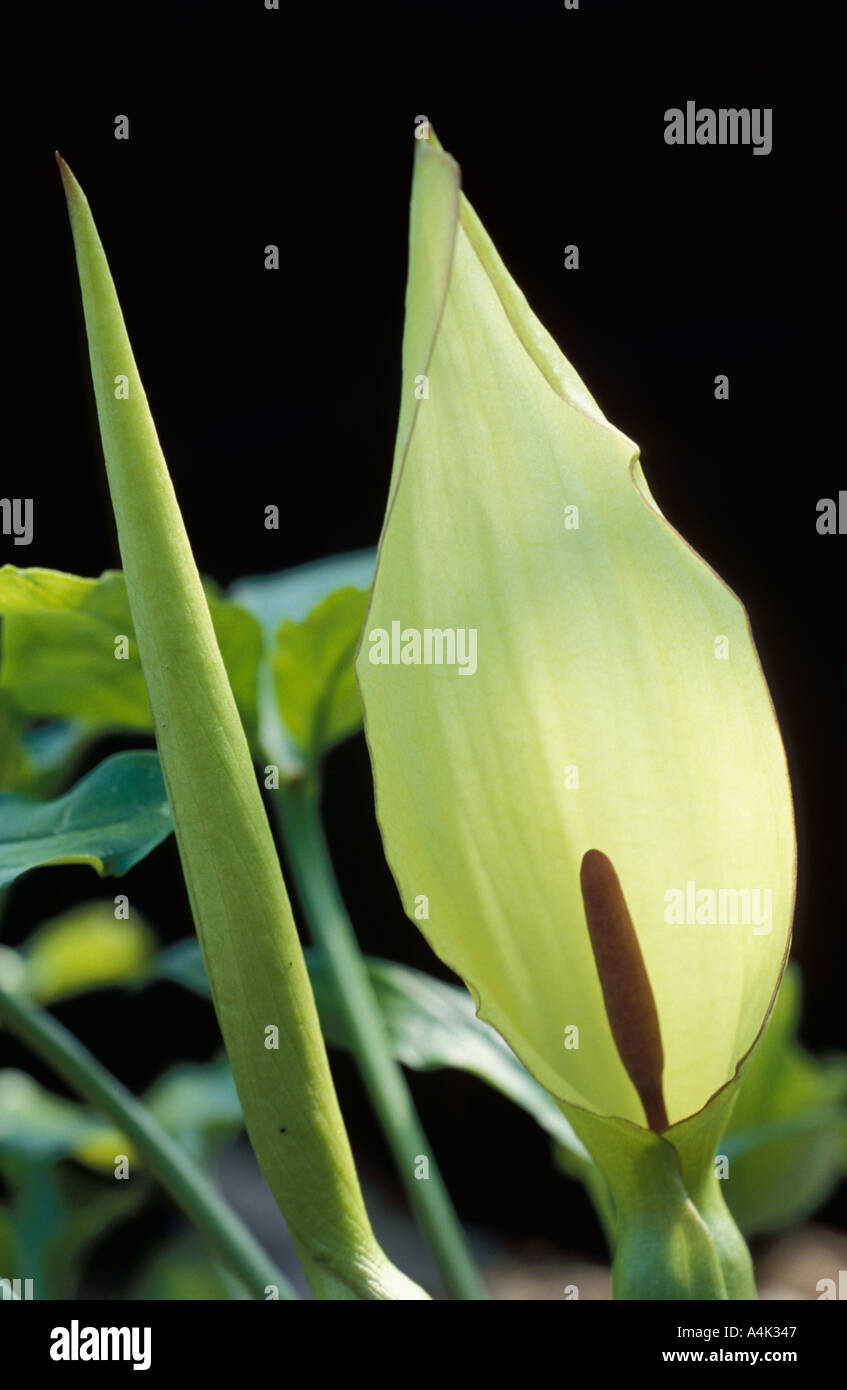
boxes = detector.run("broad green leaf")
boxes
[720,965,847,1235]
[16,721,90,797]
[0,750,171,890]
[230,552,376,769]
[229,550,376,635]
[0,566,263,747]
[20,902,156,1005]
[0,697,88,798]
[356,134,795,1131]
[58,156,425,1300]
[272,587,370,764]
[726,965,847,1128]
[156,938,589,1161]
[722,1107,847,1236]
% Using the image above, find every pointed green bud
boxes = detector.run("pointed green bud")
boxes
[57,155,426,1301]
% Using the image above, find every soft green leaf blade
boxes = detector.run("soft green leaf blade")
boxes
[272,587,370,763]
[15,721,90,797]
[720,965,847,1234]
[229,550,376,635]
[0,750,171,890]
[230,552,376,767]
[0,566,263,746]
[722,1107,847,1236]
[727,965,847,1128]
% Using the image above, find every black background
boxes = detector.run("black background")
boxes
[1,0,844,1280]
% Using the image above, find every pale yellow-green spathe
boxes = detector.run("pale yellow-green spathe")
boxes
[357,136,795,1130]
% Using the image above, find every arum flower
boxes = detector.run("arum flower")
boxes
[356,135,796,1298]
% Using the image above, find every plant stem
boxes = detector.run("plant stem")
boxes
[0,982,298,1301]
[274,776,487,1301]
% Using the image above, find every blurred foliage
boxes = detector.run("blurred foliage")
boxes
[20,903,156,1005]
[0,751,171,897]
[0,552,376,783]
[720,966,847,1235]
[130,1235,234,1300]
[272,587,370,766]
[0,567,263,748]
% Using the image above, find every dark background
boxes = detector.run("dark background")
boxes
[1,0,844,1276]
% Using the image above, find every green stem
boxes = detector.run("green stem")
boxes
[0,982,298,1301]
[273,775,486,1301]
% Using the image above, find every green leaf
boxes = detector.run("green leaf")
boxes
[230,552,376,769]
[722,1108,847,1236]
[20,902,156,1005]
[0,750,171,890]
[720,965,847,1235]
[16,721,90,797]
[0,696,89,798]
[728,965,847,1127]
[0,566,263,747]
[272,588,370,764]
[229,550,376,635]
